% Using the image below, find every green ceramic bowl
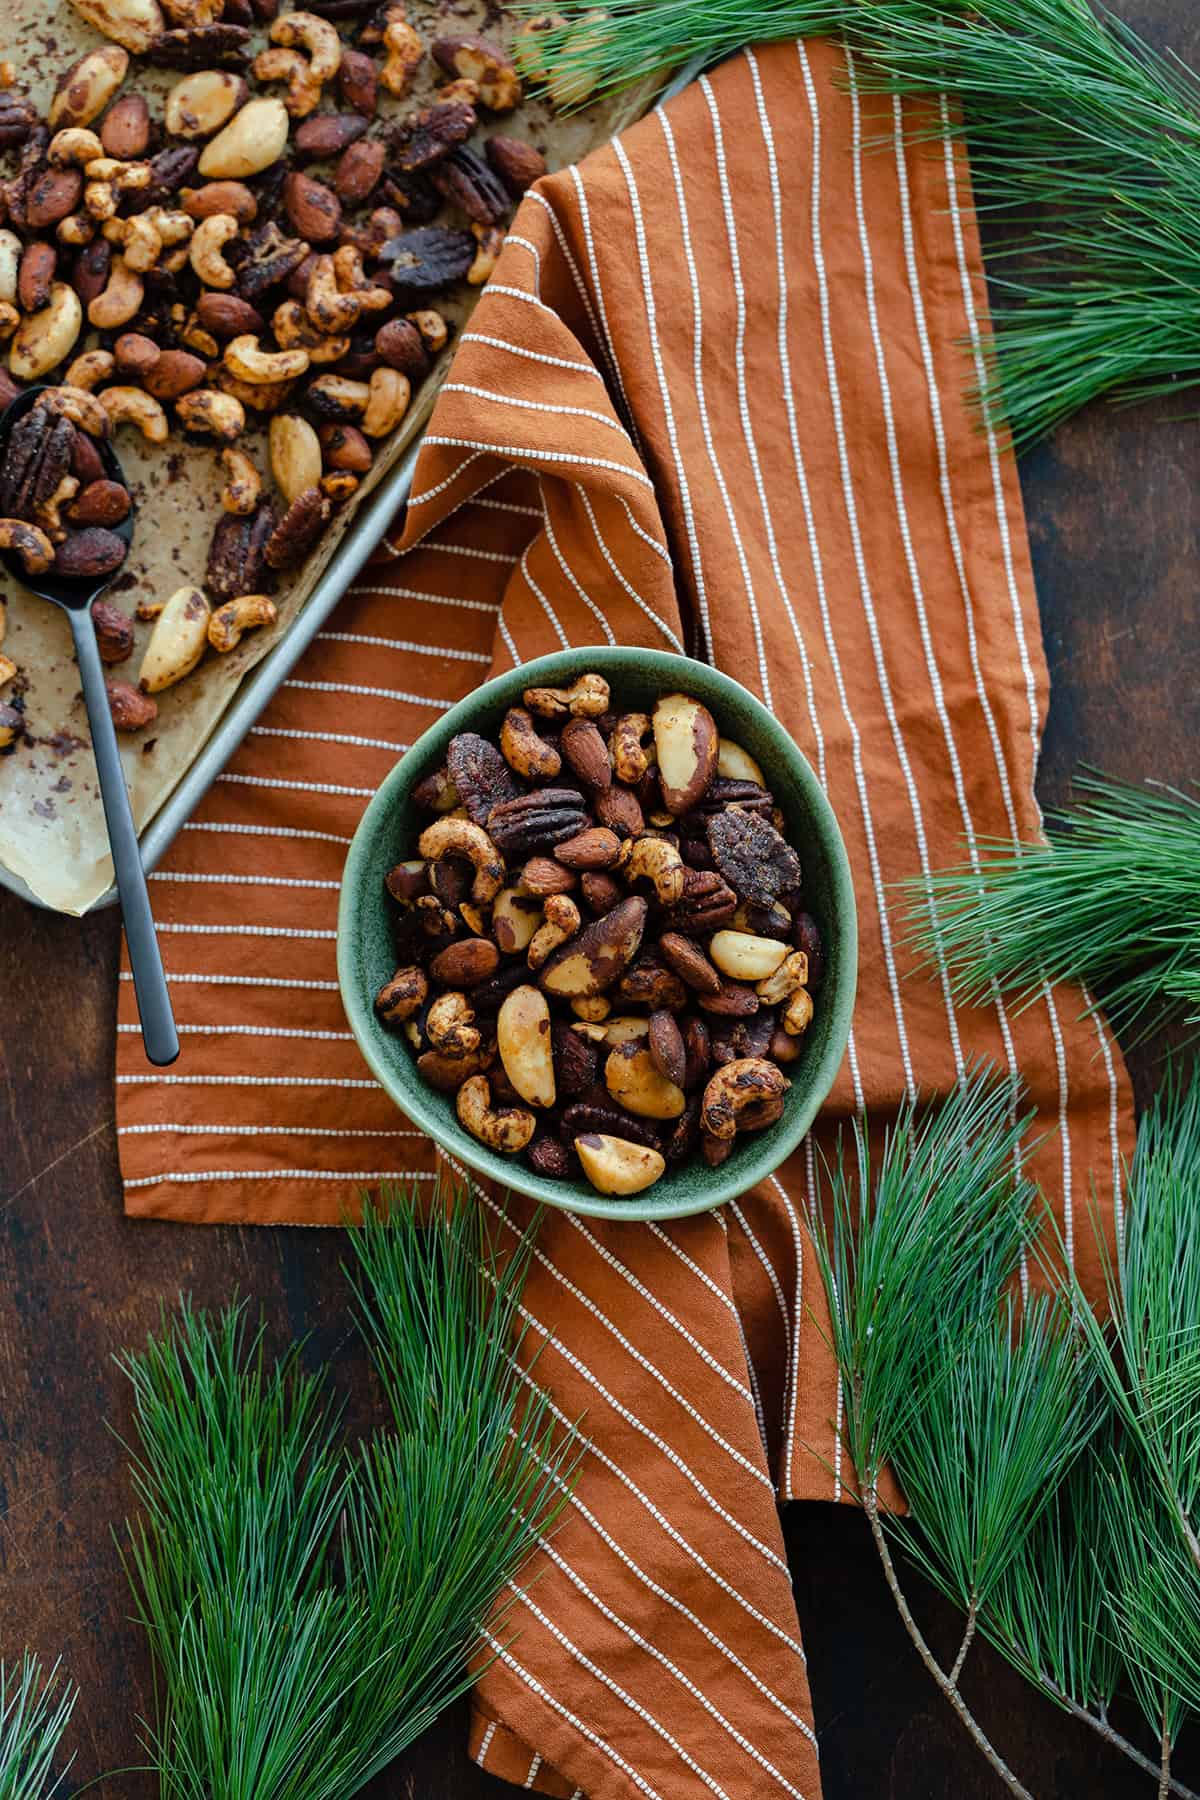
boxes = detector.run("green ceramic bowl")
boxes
[338,647,857,1221]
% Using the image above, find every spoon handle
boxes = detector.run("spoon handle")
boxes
[70,609,179,1068]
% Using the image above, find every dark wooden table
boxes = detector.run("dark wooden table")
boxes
[3,7,1199,1793]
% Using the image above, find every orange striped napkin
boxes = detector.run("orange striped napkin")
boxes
[116,39,1133,1799]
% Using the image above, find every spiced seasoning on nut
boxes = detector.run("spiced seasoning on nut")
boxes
[374,676,826,1198]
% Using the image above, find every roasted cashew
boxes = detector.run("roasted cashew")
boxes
[100,384,168,442]
[426,991,481,1060]
[189,212,239,289]
[435,33,521,110]
[207,593,276,652]
[361,366,409,437]
[618,834,685,906]
[611,711,652,782]
[252,47,323,119]
[374,964,427,1025]
[468,223,504,286]
[101,210,162,273]
[36,473,80,540]
[223,334,309,386]
[380,7,423,96]
[700,1057,790,1143]
[418,815,505,905]
[175,388,245,440]
[527,893,580,970]
[331,245,391,307]
[500,706,561,780]
[84,157,151,220]
[38,384,111,437]
[455,1073,535,1154]
[271,299,349,364]
[756,949,810,1006]
[271,11,342,81]
[219,446,262,514]
[0,519,54,574]
[407,309,448,353]
[87,255,144,329]
[65,347,116,391]
[48,126,104,166]
[523,671,610,720]
[782,987,814,1037]
[57,213,96,246]
[0,303,17,341]
[305,254,361,334]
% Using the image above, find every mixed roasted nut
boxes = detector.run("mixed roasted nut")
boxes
[374,673,826,1198]
[0,0,558,745]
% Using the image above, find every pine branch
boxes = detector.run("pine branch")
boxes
[907,773,1200,1041]
[117,1189,575,1800]
[517,0,1200,443]
[0,1658,75,1800]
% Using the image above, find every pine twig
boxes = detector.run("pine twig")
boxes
[865,1493,1037,1800]
[1160,1706,1172,1800]
[950,1598,978,1685]
[1042,1682,1200,1800]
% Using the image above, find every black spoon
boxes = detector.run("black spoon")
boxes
[0,384,178,1067]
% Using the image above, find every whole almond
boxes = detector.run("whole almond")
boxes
[27,168,83,229]
[580,871,623,915]
[106,680,157,732]
[553,827,621,871]
[91,596,135,660]
[374,317,427,377]
[594,784,643,838]
[54,527,127,579]
[100,92,150,159]
[429,938,501,988]
[17,242,56,314]
[283,171,341,245]
[113,331,160,378]
[338,48,377,117]
[195,291,263,338]
[69,238,111,310]
[182,180,258,223]
[334,138,384,203]
[294,112,368,160]
[144,349,206,400]
[70,430,105,485]
[561,717,612,791]
[520,856,577,897]
[485,135,547,196]
[73,480,132,528]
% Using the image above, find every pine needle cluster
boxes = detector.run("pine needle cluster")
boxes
[0,1658,74,1800]
[812,1066,1200,1799]
[514,0,1200,444]
[908,773,1200,1040]
[118,1189,574,1800]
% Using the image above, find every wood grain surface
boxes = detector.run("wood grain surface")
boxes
[2,4,1199,1791]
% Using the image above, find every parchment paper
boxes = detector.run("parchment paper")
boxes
[0,0,652,912]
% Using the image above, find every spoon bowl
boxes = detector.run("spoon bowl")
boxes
[0,383,177,1066]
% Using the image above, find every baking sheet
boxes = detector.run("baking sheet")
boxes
[0,0,658,913]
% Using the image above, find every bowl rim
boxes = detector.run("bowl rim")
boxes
[337,646,858,1221]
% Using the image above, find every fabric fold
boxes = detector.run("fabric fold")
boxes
[116,39,1132,1799]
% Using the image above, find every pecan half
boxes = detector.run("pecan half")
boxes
[236,220,310,301]
[667,867,738,937]
[206,501,277,600]
[378,225,475,292]
[446,730,521,828]
[429,146,511,225]
[707,808,802,909]
[264,485,330,568]
[486,787,589,855]
[389,100,476,171]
